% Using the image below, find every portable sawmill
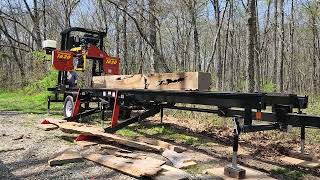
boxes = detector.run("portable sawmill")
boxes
[43,27,320,174]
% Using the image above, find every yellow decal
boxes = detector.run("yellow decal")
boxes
[57,52,72,60]
[106,58,118,65]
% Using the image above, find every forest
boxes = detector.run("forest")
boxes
[0,0,319,94]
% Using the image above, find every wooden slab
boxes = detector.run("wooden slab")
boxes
[162,149,196,169]
[154,165,192,180]
[280,156,320,168]
[48,149,83,166]
[36,124,58,131]
[99,144,132,153]
[75,140,98,148]
[84,153,165,177]
[136,136,186,153]
[92,72,211,91]
[50,121,163,152]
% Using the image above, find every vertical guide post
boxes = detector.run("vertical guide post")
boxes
[300,125,305,154]
[232,116,240,168]
[244,108,252,125]
[101,103,105,128]
[160,108,164,123]
[298,108,305,154]
[47,96,51,115]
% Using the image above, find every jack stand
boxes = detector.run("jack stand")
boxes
[47,96,51,115]
[101,103,105,128]
[224,116,246,179]
[160,108,164,123]
[288,125,313,161]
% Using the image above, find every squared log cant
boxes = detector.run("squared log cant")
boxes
[92,72,211,91]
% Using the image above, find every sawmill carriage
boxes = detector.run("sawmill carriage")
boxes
[43,27,320,177]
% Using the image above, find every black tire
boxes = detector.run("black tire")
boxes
[63,95,74,119]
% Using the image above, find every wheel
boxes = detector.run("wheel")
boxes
[63,95,74,119]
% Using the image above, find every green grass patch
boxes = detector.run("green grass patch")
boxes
[117,124,208,146]
[117,128,141,138]
[0,71,62,114]
[271,167,304,180]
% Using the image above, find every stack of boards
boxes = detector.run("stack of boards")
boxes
[92,72,212,91]
[40,119,195,179]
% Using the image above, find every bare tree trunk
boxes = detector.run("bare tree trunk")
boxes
[279,0,285,92]
[189,0,201,71]
[122,0,128,74]
[272,0,278,90]
[148,0,158,73]
[115,7,120,57]
[213,0,222,90]
[312,16,318,94]
[289,0,295,93]
[247,0,256,92]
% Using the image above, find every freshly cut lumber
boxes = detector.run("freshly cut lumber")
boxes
[83,153,165,177]
[48,149,83,166]
[136,136,186,153]
[162,149,196,169]
[154,165,192,180]
[36,124,58,131]
[93,74,146,89]
[92,72,211,91]
[146,72,211,91]
[99,144,132,153]
[57,122,105,134]
[52,121,163,152]
[75,140,98,148]
[280,156,320,168]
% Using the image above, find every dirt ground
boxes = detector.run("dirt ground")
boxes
[0,112,137,180]
[0,111,319,180]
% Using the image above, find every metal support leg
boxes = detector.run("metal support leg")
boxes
[101,104,105,127]
[224,116,246,179]
[47,96,51,115]
[300,125,305,154]
[244,108,252,125]
[160,108,164,123]
[232,116,240,168]
[232,129,239,168]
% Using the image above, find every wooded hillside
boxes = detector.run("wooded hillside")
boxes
[0,0,319,94]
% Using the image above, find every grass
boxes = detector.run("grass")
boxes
[271,167,305,180]
[117,124,208,146]
[0,71,62,114]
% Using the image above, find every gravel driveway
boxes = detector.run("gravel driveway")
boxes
[0,111,136,180]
